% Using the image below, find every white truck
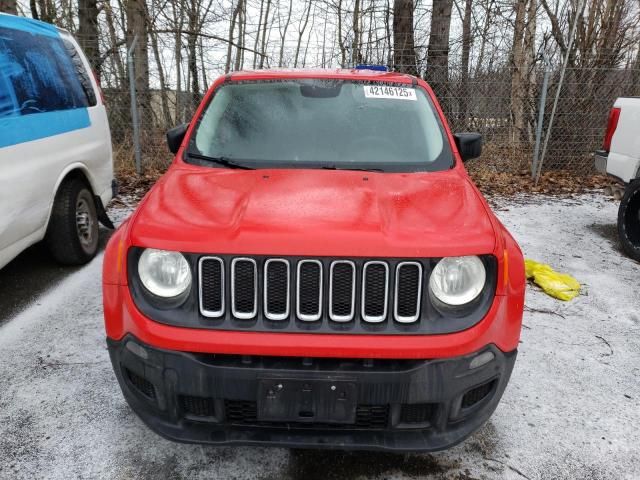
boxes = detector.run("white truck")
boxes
[595,97,640,262]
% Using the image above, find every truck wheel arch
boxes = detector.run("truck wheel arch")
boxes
[44,163,107,233]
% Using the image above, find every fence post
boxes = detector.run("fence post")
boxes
[127,35,142,175]
[531,54,550,178]
[534,0,587,184]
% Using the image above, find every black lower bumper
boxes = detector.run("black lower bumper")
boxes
[107,336,516,452]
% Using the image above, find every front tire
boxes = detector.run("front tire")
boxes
[618,180,640,262]
[46,178,99,265]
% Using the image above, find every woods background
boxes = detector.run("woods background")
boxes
[1,0,639,178]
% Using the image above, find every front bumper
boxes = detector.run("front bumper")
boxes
[108,336,517,451]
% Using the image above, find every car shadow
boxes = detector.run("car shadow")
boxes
[283,449,463,480]
[0,226,114,325]
[586,222,626,255]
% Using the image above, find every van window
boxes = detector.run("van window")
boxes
[0,26,91,117]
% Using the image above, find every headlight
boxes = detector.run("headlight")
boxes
[138,248,192,298]
[429,256,486,306]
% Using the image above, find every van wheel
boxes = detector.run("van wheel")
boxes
[618,180,640,262]
[46,178,99,265]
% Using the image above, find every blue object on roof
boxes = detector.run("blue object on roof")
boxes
[0,13,59,38]
[355,64,388,72]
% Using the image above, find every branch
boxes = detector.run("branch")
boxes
[153,29,268,58]
[540,0,567,55]
[98,39,127,65]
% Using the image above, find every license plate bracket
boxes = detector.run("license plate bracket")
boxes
[257,378,357,424]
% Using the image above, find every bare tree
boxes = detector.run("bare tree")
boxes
[426,0,453,101]
[126,0,151,137]
[351,0,363,64]
[294,0,313,67]
[459,0,473,122]
[77,0,100,75]
[278,0,294,67]
[0,0,17,14]
[393,0,417,74]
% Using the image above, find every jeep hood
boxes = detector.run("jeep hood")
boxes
[129,166,497,257]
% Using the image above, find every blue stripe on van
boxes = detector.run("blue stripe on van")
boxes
[0,107,90,148]
[0,14,59,38]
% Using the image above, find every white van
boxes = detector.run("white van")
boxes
[0,14,115,269]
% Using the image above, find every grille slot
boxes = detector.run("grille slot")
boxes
[264,259,290,320]
[199,257,224,317]
[225,400,258,423]
[329,261,356,321]
[399,403,436,424]
[394,262,423,323]
[224,400,389,429]
[297,260,323,321]
[354,405,389,428]
[180,395,216,418]
[231,258,257,319]
[362,261,389,322]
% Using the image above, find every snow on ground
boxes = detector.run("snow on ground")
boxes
[0,193,639,480]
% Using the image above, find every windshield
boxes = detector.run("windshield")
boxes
[187,79,453,172]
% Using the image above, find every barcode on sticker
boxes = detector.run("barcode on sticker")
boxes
[363,85,417,100]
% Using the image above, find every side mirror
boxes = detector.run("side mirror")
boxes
[166,123,189,154]
[453,133,482,161]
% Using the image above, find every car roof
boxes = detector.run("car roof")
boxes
[0,12,68,36]
[228,68,417,85]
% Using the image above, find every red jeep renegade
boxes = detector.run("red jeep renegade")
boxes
[103,68,525,451]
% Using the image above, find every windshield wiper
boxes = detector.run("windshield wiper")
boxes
[321,165,385,172]
[187,152,255,170]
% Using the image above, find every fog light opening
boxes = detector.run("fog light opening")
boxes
[469,351,495,370]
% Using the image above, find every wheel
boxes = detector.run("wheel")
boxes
[617,179,640,262]
[45,178,99,265]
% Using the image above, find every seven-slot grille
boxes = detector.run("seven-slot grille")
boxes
[199,256,431,327]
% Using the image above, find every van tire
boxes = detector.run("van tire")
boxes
[618,180,640,262]
[46,178,99,265]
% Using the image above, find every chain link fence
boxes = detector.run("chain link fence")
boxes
[104,60,640,176]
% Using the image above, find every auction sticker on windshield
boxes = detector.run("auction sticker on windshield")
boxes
[363,85,417,101]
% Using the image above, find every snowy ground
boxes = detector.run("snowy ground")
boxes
[0,193,639,480]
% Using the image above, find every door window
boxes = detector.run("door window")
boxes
[0,26,91,117]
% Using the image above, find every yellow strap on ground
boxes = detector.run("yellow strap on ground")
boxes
[524,259,581,301]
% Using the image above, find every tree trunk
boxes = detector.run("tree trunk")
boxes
[294,0,312,67]
[126,0,150,140]
[393,0,417,75]
[234,0,245,70]
[459,0,472,125]
[278,0,293,67]
[426,0,453,101]
[172,0,185,122]
[337,0,347,67]
[225,0,241,73]
[523,0,537,142]
[351,0,362,65]
[104,0,126,86]
[258,0,271,68]
[0,0,17,14]
[509,0,527,145]
[253,0,265,68]
[77,0,100,77]
[150,28,173,128]
[187,0,201,109]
